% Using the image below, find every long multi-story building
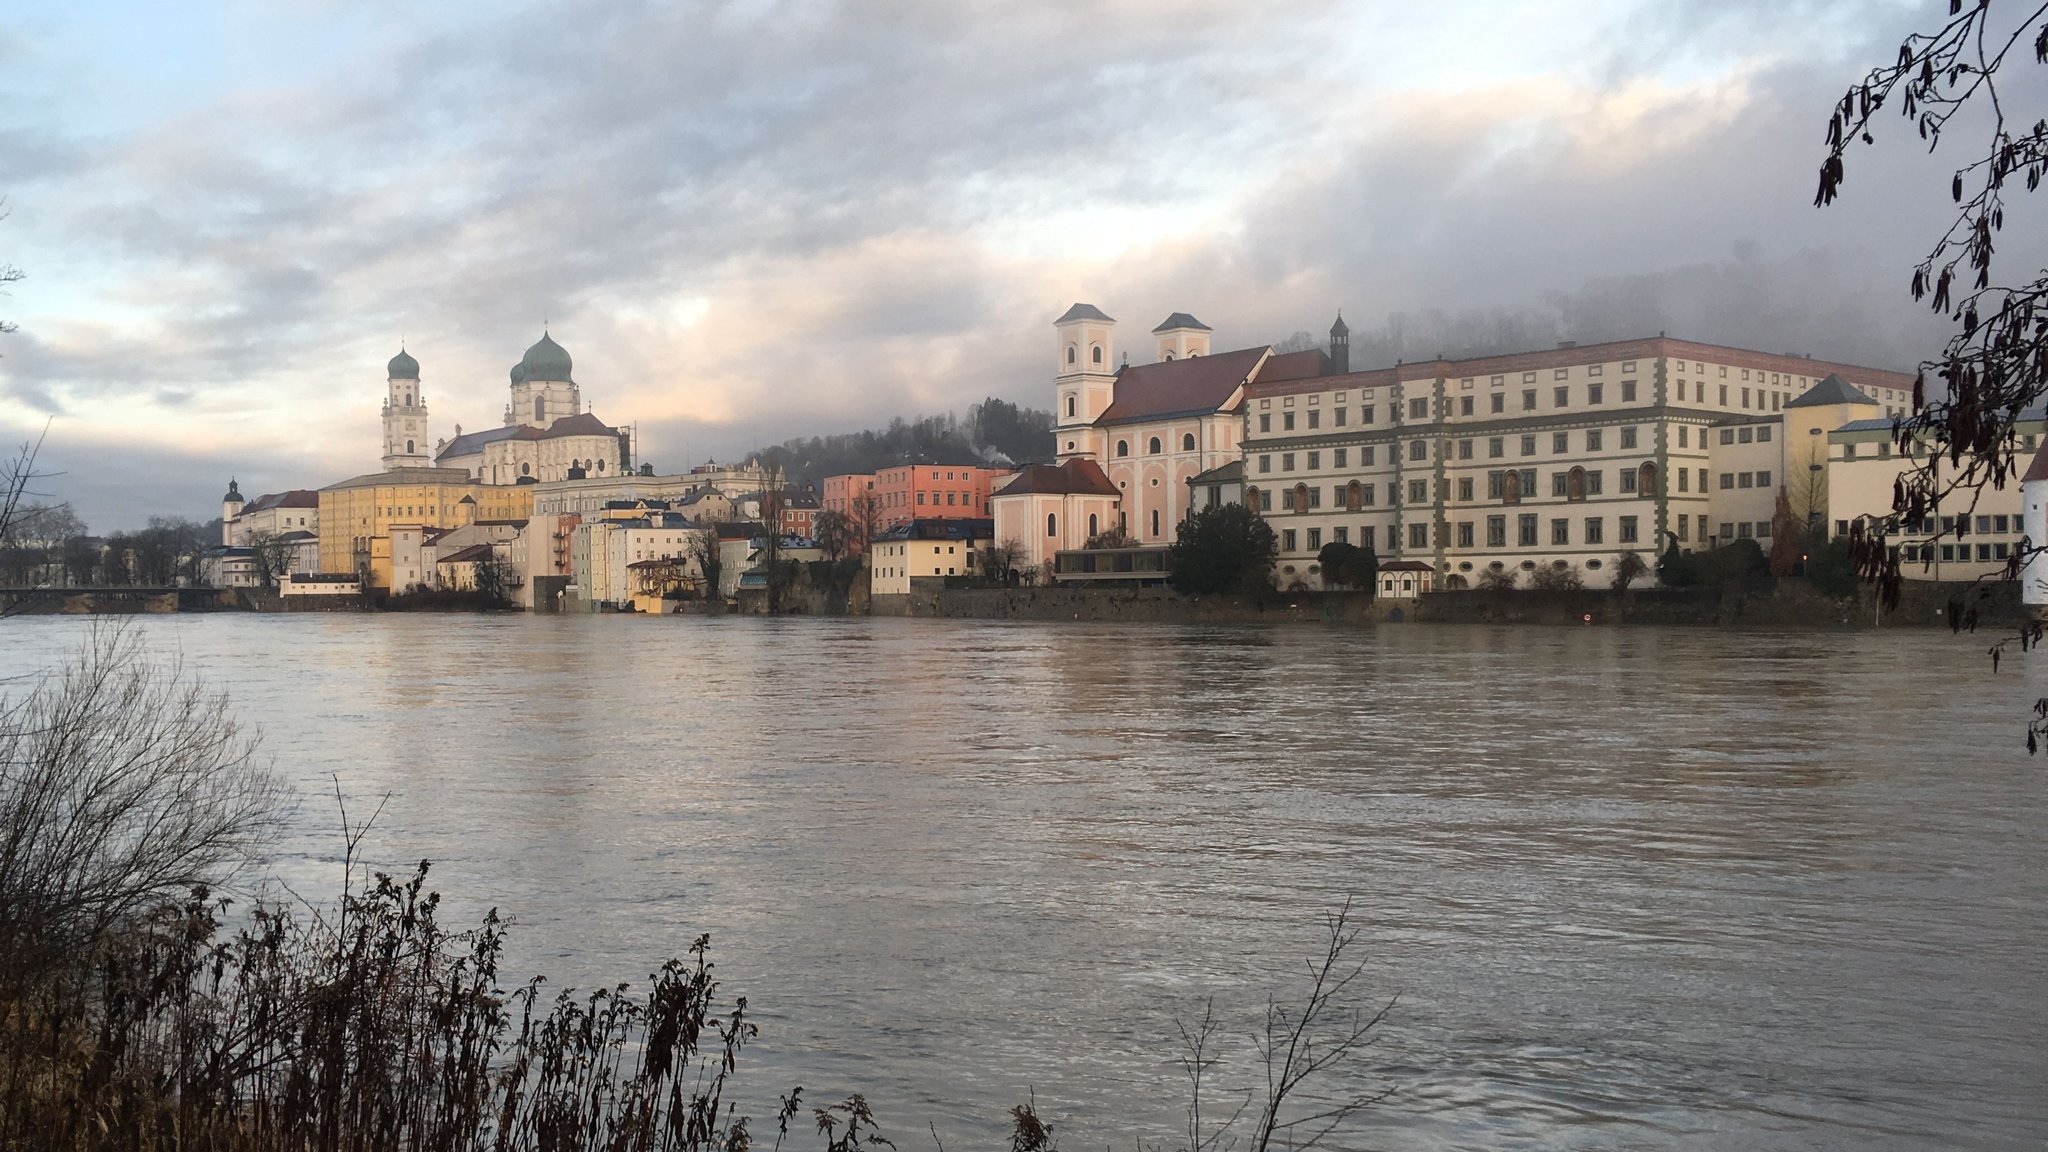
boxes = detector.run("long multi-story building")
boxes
[1238,334,1916,588]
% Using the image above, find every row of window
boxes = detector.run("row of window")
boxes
[1717,425,1775,444]
[1114,433,1200,456]
[1716,470,1774,490]
[1903,542,2017,563]
[1278,512,1650,553]
[1842,514,2023,537]
[1253,463,1671,512]
[1254,426,1655,473]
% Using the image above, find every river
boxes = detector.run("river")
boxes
[1,615,2042,1150]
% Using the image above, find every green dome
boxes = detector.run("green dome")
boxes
[519,331,572,382]
[387,348,419,380]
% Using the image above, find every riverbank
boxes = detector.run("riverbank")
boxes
[867,577,2022,629]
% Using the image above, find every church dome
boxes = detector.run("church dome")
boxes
[518,332,573,382]
[387,348,420,380]
[222,478,243,505]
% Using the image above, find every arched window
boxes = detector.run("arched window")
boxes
[1638,461,1658,496]
[596,459,605,472]
[1066,395,1077,418]
[1067,345,1077,365]
[1503,471,1522,504]
[1148,436,1162,454]
[534,397,546,423]
[1163,351,1175,361]
[1151,509,1160,536]
[404,392,412,406]
[1091,345,1103,365]
[1047,512,1058,538]
[1567,466,1588,502]
[1294,483,1310,515]
[1245,485,1260,510]
[1088,513,1098,537]
[1182,433,1195,451]
[1346,480,1362,512]
[405,439,414,453]
[1116,440,1130,457]
[521,463,531,476]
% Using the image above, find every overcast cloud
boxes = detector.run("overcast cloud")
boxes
[0,0,2020,529]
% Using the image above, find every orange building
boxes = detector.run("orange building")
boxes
[822,474,878,517]
[873,464,1005,526]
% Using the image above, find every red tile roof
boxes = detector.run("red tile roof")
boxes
[993,458,1120,498]
[1096,346,1268,425]
[541,412,622,439]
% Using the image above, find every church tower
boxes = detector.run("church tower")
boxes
[1329,312,1350,373]
[221,479,244,546]
[506,331,583,428]
[1054,303,1118,462]
[1152,312,1211,361]
[381,348,431,470]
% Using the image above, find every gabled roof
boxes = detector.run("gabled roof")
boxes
[1152,312,1210,333]
[1189,460,1244,485]
[436,425,528,459]
[244,489,320,513]
[1380,560,1436,573]
[993,458,1120,498]
[540,412,621,439]
[438,543,497,565]
[1251,349,1326,385]
[1097,345,1269,425]
[1787,373,1877,408]
[1056,302,1115,324]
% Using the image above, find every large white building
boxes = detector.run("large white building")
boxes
[373,332,632,485]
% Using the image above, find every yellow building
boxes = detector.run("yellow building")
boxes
[1827,415,2046,580]
[317,468,533,588]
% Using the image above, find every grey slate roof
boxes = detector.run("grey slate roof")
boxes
[436,425,527,460]
[1055,303,1115,324]
[1787,373,1876,408]
[1152,312,1211,333]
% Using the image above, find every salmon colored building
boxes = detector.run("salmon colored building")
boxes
[872,464,1004,526]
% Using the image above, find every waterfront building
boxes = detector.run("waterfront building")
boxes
[990,458,1122,576]
[1042,305,1288,547]
[316,468,533,587]
[868,518,994,595]
[1825,411,2046,580]
[528,465,765,518]
[1236,333,1916,588]
[427,334,633,484]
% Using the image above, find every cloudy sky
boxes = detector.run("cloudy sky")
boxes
[0,0,2015,529]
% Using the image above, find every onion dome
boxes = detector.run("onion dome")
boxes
[222,478,244,504]
[387,348,420,380]
[518,331,573,382]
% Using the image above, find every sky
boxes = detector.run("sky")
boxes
[0,0,2027,530]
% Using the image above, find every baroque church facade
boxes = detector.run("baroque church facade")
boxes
[376,332,632,485]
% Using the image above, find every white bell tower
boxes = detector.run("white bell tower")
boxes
[381,348,431,470]
[1054,303,1118,462]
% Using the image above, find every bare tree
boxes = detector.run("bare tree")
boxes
[1610,549,1648,592]
[0,623,284,982]
[1817,4,2048,743]
[690,526,725,604]
[981,537,1025,585]
[850,490,883,555]
[1169,899,1394,1152]
[0,197,23,340]
[248,529,298,589]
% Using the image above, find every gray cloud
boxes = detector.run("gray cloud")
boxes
[0,0,2013,531]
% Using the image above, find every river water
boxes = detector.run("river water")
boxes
[1,615,2043,1150]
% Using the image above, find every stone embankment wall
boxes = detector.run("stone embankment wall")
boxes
[864,579,2022,630]
[0,587,223,614]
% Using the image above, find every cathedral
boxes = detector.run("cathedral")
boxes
[378,331,632,485]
